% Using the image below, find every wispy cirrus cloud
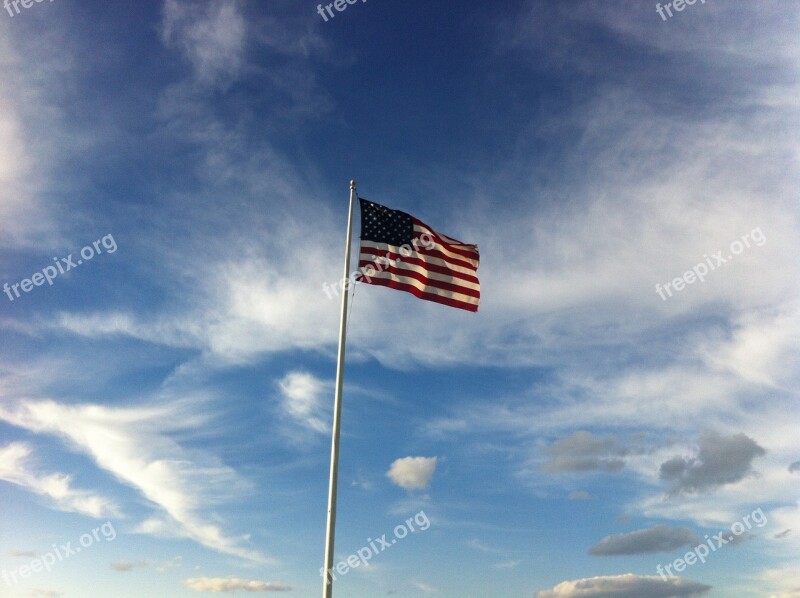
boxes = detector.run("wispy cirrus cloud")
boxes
[0,400,269,563]
[493,560,521,569]
[161,0,246,88]
[0,30,67,251]
[411,581,437,594]
[183,577,292,592]
[7,550,37,558]
[277,371,329,434]
[467,538,501,555]
[0,442,119,518]
[111,556,182,573]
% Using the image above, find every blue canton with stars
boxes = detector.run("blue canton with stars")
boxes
[359,199,415,247]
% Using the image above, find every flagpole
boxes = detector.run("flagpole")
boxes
[322,179,357,598]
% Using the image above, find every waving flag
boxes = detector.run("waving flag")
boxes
[357,198,480,312]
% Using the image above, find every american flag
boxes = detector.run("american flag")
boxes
[357,198,480,312]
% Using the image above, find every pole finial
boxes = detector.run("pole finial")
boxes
[350,179,357,189]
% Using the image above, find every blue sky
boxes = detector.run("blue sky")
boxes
[1,0,799,596]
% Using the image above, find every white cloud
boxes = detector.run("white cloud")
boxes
[47,204,346,367]
[760,564,800,598]
[467,538,501,554]
[161,0,246,88]
[0,442,119,518]
[0,31,65,250]
[492,560,521,569]
[697,307,800,388]
[112,556,182,573]
[277,371,329,434]
[386,457,438,490]
[183,577,291,592]
[411,581,437,593]
[535,574,711,597]
[0,400,269,563]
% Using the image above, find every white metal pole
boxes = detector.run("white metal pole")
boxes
[322,179,357,598]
